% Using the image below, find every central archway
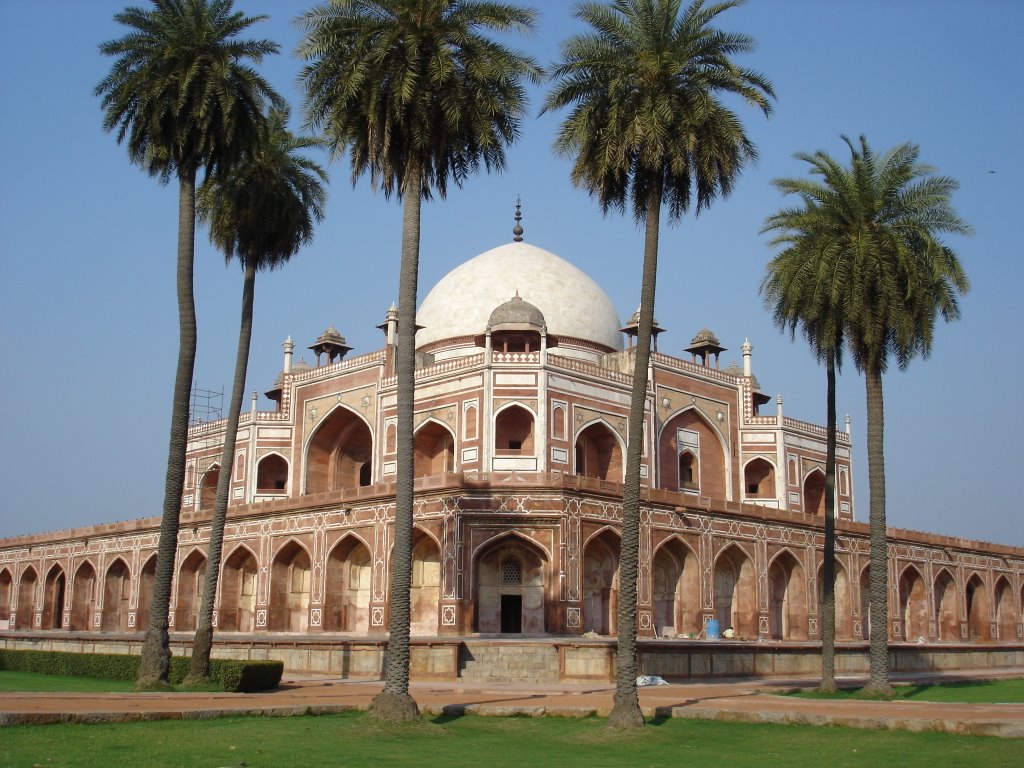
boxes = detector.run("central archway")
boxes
[305,407,373,494]
[475,534,547,634]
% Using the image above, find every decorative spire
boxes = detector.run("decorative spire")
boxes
[512,196,524,242]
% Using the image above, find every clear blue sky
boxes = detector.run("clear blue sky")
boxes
[1,0,1021,546]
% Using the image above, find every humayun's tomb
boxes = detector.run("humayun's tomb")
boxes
[2,224,1022,681]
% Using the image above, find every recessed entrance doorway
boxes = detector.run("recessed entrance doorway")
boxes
[500,594,522,633]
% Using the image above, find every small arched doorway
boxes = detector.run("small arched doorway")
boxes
[199,465,220,512]
[256,454,289,494]
[803,469,826,515]
[0,568,13,625]
[899,566,928,641]
[16,566,38,630]
[994,577,1016,641]
[933,569,958,641]
[966,574,989,641]
[414,421,455,478]
[713,545,756,637]
[411,534,441,635]
[744,458,777,501]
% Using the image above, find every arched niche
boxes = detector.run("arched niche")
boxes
[174,550,207,632]
[101,558,131,632]
[256,453,289,494]
[658,409,728,499]
[993,577,1016,641]
[652,538,700,637]
[713,545,756,637]
[16,566,39,630]
[269,540,311,632]
[966,574,989,641]
[816,560,852,640]
[71,561,96,631]
[574,421,623,482]
[324,535,372,633]
[219,545,258,632]
[933,568,959,641]
[42,564,66,629]
[199,464,220,512]
[0,568,13,624]
[582,529,619,635]
[414,420,455,478]
[767,550,807,640]
[899,565,928,641]
[475,533,547,634]
[135,555,157,632]
[305,406,373,494]
[494,404,535,453]
[411,532,442,635]
[803,469,826,516]
[744,458,777,501]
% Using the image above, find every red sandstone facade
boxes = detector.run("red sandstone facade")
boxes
[1,240,1021,649]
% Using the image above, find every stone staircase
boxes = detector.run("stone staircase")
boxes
[458,641,560,684]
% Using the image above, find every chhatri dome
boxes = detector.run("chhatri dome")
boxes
[416,206,622,352]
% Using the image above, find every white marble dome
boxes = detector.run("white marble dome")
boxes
[416,241,623,351]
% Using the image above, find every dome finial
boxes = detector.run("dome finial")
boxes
[512,196,524,242]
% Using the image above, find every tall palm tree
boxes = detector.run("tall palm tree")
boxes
[760,196,847,692]
[765,136,970,695]
[96,0,281,687]
[298,0,540,721]
[544,0,773,727]
[186,109,327,683]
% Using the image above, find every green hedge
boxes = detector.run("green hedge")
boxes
[0,650,283,693]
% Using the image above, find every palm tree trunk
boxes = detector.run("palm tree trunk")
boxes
[370,170,422,722]
[188,257,258,682]
[608,190,661,729]
[863,360,893,695]
[138,170,199,688]
[820,350,837,692]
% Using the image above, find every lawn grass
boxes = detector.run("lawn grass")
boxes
[0,671,220,694]
[0,712,1016,768]
[788,678,1024,704]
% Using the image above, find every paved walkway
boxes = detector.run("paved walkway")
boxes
[2,670,1023,737]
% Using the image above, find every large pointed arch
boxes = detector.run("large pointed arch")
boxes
[658,407,731,500]
[135,554,157,632]
[42,563,66,629]
[574,419,625,482]
[219,544,259,632]
[304,405,374,494]
[324,533,372,633]
[410,529,442,635]
[70,560,97,631]
[474,531,548,634]
[101,557,131,632]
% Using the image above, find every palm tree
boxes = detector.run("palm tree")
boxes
[761,196,847,692]
[765,136,970,696]
[96,0,281,687]
[544,0,773,727]
[185,109,327,683]
[298,0,540,721]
